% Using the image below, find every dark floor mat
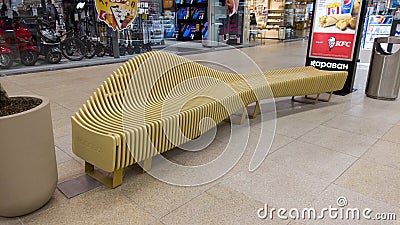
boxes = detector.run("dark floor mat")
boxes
[57,175,103,199]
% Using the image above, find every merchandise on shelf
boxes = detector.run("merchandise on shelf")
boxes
[175,0,207,40]
[362,15,392,49]
[248,0,311,39]
[162,0,175,39]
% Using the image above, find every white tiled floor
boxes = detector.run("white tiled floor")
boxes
[0,41,399,224]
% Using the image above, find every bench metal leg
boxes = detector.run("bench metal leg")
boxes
[133,157,153,173]
[143,157,152,172]
[85,161,123,189]
[291,92,333,104]
[291,94,320,105]
[305,92,333,102]
[240,107,248,124]
[224,107,248,124]
[248,101,260,119]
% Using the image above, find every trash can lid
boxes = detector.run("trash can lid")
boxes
[374,36,400,44]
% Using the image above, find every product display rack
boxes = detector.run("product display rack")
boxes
[284,0,295,37]
[248,0,311,39]
[362,15,393,49]
[263,9,284,38]
[266,9,284,29]
[250,0,267,28]
[162,18,176,38]
[175,0,207,41]
[263,0,285,39]
[162,0,176,38]
[293,0,308,37]
[284,0,308,39]
[54,0,66,34]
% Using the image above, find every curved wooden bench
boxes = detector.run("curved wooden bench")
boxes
[71,51,347,188]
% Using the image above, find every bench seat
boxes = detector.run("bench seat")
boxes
[71,51,347,188]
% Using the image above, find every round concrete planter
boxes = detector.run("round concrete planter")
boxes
[0,96,57,217]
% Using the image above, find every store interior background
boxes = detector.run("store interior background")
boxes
[0,0,399,62]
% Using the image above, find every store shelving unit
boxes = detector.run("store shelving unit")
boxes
[162,19,175,38]
[162,0,176,38]
[283,0,308,39]
[284,0,295,38]
[266,9,284,29]
[362,15,393,49]
[263,0,284,39]
[175,0,207,41]
[293,0,307,37]
[248,0,310,39]
[54,0,66,34]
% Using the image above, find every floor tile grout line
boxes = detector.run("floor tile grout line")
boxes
[305,146,370,211]
[378,124,399,142]
[292,123,321,141]
[329,182,400,211]
[219,177,320,215]
[55,147,83,166]
[50,101,76,113]
[18,217,24,225]
[299,122,391,148]
[324,112,400,125]
[297,137,371,159]
[158,220,167,225]
[156,182,219,221]
[265,137,360,188]
[274,133,297,148]
[304,181,400,220]
[321,122,395,140]
[271,114,379,187]
[377,137,400,145]
[342,111,400,126]
[333,182,400,210]
[19,182,107,222]
[303,183,336,217]
[264,137,296,158]
[331,157,367,185]
[318,124,385,140]
[352,136,400,171]
[118,173,221,220]
[158,192,205,221]
[354,134,399,166]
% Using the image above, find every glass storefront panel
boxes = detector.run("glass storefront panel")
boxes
[0,0,313,71]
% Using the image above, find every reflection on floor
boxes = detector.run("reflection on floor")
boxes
[0,41,399,225]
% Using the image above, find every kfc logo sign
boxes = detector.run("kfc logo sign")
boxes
[328,37,335,51]
[311,33,354,59]
[335,41,352,47]
[327,36,352,50]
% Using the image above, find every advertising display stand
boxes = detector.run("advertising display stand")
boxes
[305,0,367,95]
